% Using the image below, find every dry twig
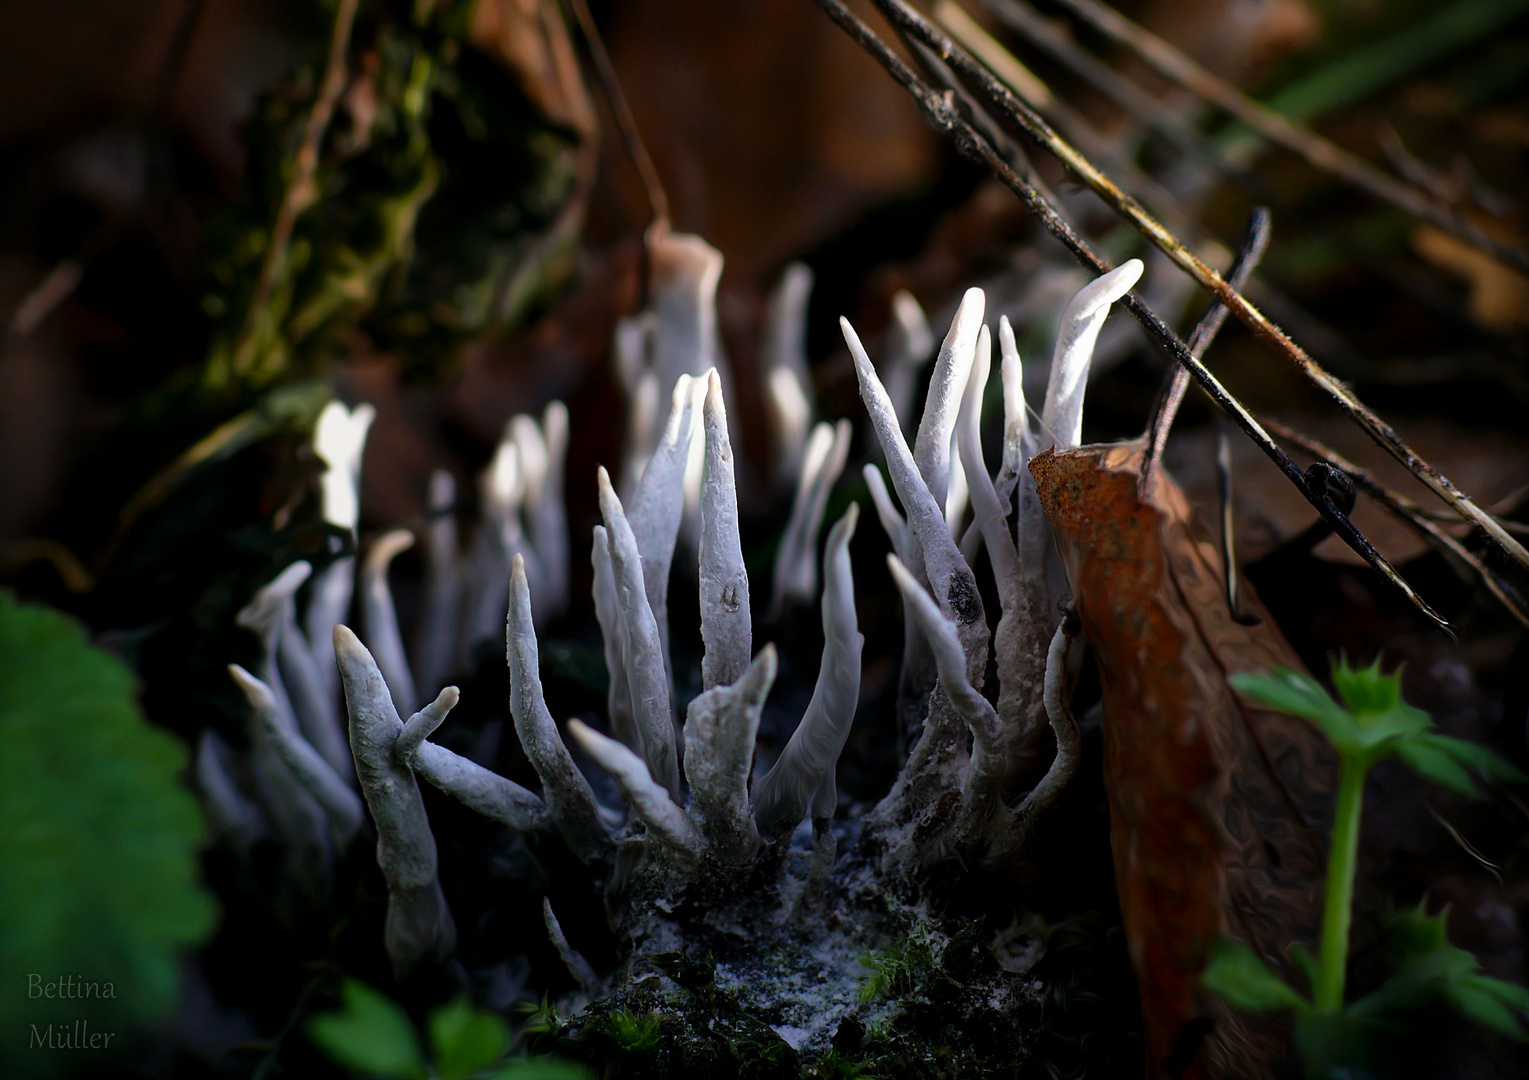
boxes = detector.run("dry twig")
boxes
[1260,419,1529,630]
[233,0,359,377]
[859,0,1528,583]
[561,0,669,226]
[1141,207,1271,496]
[810,0,1451,633]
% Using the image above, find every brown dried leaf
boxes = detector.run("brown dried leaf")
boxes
[1032,441,1336,1079]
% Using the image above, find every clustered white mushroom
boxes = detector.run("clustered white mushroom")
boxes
[203,241,1146,992]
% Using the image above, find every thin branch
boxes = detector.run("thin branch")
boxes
[234,0,358,376]
[1140,206,1270,495]
[561,0,669,225]
[1260,418,1529,629]
[1041,0,1529,276]
[861,0,1528,580]
[811,0,1451,634]
[977,0,1204,159]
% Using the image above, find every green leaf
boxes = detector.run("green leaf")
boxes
[1330,654,1399,716]
[1202,938,1309,1013]
[1229,668,1361,748]
[429,995,511,1079]
[1233,658,1436,758]
[306,979,426,1079]
[1445,975,1529,1040]
[1394,734,1486,797]
[482,1057,593,1080]
[1352,902,1529,1035]
[1337,659,1432,743]
[0,592,216,1079]
[1425,733,1527,785]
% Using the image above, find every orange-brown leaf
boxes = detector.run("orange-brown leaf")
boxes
[1033,442,1336,1079]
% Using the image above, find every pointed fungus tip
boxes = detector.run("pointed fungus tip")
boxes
[1095,258,1144,306]
[512,551,526,579]
[275,561,314,593]
[368,529,415,567]
[885,553,916,591]
[333,622,364,654]
[565,718,595,751]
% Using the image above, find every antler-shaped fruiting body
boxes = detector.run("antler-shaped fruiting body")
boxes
[845,261,1141,869]
[208,259,1148,1035]
[335,625,456,976]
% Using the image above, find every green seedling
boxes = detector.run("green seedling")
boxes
[1204,656,1529,1074]
[306,977,589,1079]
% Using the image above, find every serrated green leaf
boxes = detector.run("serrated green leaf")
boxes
[1233,659,1435,758]
[1352,902,1529,1033]
[1202,938,1309,1013]
[429,995,511,1079]
[1330,656,1432,747]
[1389,901,1451,956]
[0,592,216,1080]
[306,978,426,1079]
[1331,654,1399,715]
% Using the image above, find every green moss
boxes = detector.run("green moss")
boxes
[545,965,798,1080]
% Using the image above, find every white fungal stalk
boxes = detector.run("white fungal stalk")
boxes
[1038,259,1144,452]
[762,262,816,485]
[307,401,375,699]
[771,419,852,616]
[462,402,571,656]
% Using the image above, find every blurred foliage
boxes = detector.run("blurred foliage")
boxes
[306,977,590,1079]
[201,0,584,393]
[0,591,216,1079]
[1262,0,1529,121]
